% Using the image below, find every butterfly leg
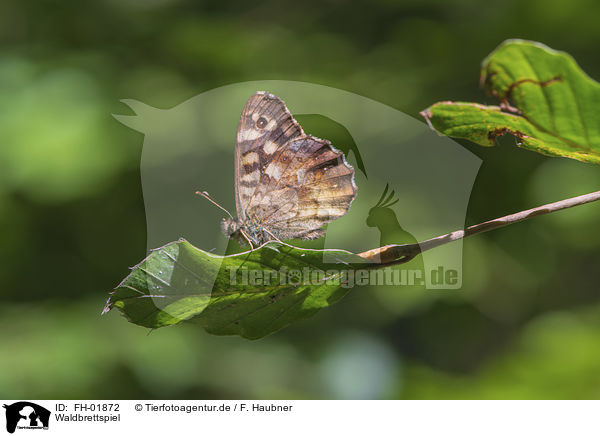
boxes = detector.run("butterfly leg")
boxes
[239,228,255,250]
[263,228,284,244]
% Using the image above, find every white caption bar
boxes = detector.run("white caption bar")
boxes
[1,400,598,436]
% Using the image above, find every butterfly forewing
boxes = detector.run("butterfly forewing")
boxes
[234,92,304,220]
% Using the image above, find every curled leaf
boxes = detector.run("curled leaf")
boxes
[421,39,600,164]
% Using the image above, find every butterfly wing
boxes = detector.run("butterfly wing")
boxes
[234,91,304,220]
[245,135,357,240]
[234,91,357,243]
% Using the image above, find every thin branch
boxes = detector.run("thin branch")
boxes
[357,189,600,267]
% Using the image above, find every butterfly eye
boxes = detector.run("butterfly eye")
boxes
[256,117,268,129]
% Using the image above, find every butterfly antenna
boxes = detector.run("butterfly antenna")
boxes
[195,190,234,220]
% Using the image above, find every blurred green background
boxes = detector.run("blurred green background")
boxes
[1,0,600,399]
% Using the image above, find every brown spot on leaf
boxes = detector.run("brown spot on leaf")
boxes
[488,127,527,143]
[488,128,508,141]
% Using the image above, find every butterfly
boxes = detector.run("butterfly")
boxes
[200,91,357,248]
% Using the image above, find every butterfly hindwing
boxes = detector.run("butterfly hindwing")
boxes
[245,136,356,240]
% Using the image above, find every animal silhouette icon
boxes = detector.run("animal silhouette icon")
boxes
[3,402,50,434]
[366,184,420,248]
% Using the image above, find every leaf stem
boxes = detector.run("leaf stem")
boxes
[357,189,600,266]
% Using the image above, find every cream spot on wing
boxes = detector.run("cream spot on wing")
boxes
[264,119,276,131]
[264,164,282,180]
[297,168,306,184]
[263,140,279,155]
[322,206,346,217]
[240,186,254,198]
[298,207,317,218]
[241,152,259,165]
[238,129,265,141]
[318,208,333,217]
[241,172,259,183]
[259,195,272,206]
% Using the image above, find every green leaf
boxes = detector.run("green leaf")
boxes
[421,39,600,164]
[104,239,365,339]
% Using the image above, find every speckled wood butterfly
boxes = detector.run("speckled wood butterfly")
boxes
[200,92,357,248]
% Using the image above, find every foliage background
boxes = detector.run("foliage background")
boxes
[1,0,600,399]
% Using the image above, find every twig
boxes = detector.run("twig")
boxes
[357,189,600,267]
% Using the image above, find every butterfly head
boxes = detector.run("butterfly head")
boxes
[220,218,257,247]
[221,217,239,239]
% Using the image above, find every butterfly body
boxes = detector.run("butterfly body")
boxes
[222,92,357,247]
[221,217,273,247]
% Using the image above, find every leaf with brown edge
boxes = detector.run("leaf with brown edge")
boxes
[421,39,600,165]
